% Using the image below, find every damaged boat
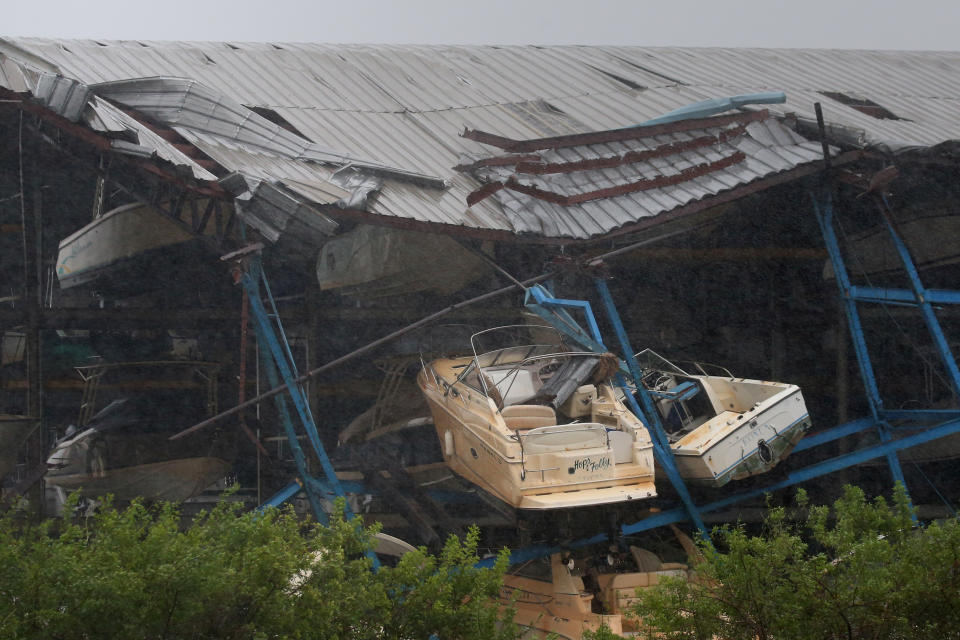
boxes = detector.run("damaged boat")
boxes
[417,326,657,510]
[55,199,226,294]
[637,350,810,487]
[45,361,231,503]
[501,526,698,638]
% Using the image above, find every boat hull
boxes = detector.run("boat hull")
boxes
[56,201,218,293]
[670,387,811,487]
[45,456,231,503]
[418,361,657,510]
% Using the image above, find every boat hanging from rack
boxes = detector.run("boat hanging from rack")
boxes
[417,325,657,510]
[637,349,811,487]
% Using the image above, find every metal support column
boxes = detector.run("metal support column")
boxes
[811,188,910,493]
[241,256,353,523]
[593,278,708,536]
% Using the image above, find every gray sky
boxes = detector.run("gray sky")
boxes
[4,0,959,50]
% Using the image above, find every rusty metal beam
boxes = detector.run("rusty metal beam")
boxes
[513,124,749,175]
[594,149,864,244]
[462,109,768,152]
[468,151,746,206]
[453,153,540,172]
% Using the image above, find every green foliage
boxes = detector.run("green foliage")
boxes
[630,484,960,640]
[0,496,517,640]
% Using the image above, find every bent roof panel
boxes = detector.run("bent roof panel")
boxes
[3,38,959,241]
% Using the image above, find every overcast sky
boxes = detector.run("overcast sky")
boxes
[4,0,959,50]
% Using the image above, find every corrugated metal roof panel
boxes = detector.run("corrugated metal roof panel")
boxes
[2,38,958,242]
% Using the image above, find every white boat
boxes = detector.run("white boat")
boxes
[45,361,231,502]
[316,224,491,299]
[637,350,811,487]
[417,326,657,510]
[55,200,221,291]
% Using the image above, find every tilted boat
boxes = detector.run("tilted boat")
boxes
[45,361,231,503]
[417,326,657,510]
[637,350,811,487]
[55,200,224,293]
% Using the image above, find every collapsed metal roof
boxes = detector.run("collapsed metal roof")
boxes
[1,38,958,244]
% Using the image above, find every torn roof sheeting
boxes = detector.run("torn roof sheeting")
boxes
[457,110,827,238]
[0,39,958,243]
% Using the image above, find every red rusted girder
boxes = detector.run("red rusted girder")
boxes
[466,181,506,206]
[514,124,748,175]
[468,151,746,207]
[462,110,767,152]
[453,153,541,172]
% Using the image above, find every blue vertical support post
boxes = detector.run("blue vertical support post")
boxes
[242,257,354,521]
[593,278,709,537]
[878,195,960,399]
[257,346,327,521]
[810,188,910,495]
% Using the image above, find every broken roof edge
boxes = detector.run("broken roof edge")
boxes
[328,151,863,247]
[91,76,447,188]
[594,149,865,245]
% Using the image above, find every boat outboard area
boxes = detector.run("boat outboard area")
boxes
[636,349,811,487]
[417,325,658,510]
[45,361,233,506]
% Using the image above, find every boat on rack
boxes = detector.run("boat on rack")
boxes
[637,350,811,487]
[55,200,224,294]
[417,325,657,510]
[45,361,231,503]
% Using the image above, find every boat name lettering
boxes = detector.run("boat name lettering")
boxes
[480,441,501,463]
[573,456,610,473]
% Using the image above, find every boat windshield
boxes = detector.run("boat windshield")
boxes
[469,325,567,364]
[634,349,689,376]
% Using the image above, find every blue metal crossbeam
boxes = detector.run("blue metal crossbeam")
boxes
[524,285,611,356]
[256,347,327,521]
[260,479,305,510]
[594,279,709,537]
[849,285,960,306]
[878,195,960,398]
[792,417,876,453]
[484,415,960,567]
[811,190,885,419]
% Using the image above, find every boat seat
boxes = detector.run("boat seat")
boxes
[501,404,557,431]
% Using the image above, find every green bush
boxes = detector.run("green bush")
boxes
[629,485,960,640]
[0,496,517,640]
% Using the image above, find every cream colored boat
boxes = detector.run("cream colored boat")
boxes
[501,526,697,638]
[638,350,811,487]
[417,326,656,510]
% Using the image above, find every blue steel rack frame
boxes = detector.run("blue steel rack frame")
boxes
[240,256,353,524]
[484,188,960,566]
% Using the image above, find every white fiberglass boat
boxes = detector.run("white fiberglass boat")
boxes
[637,350,811,487]
[417,326,657,510]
